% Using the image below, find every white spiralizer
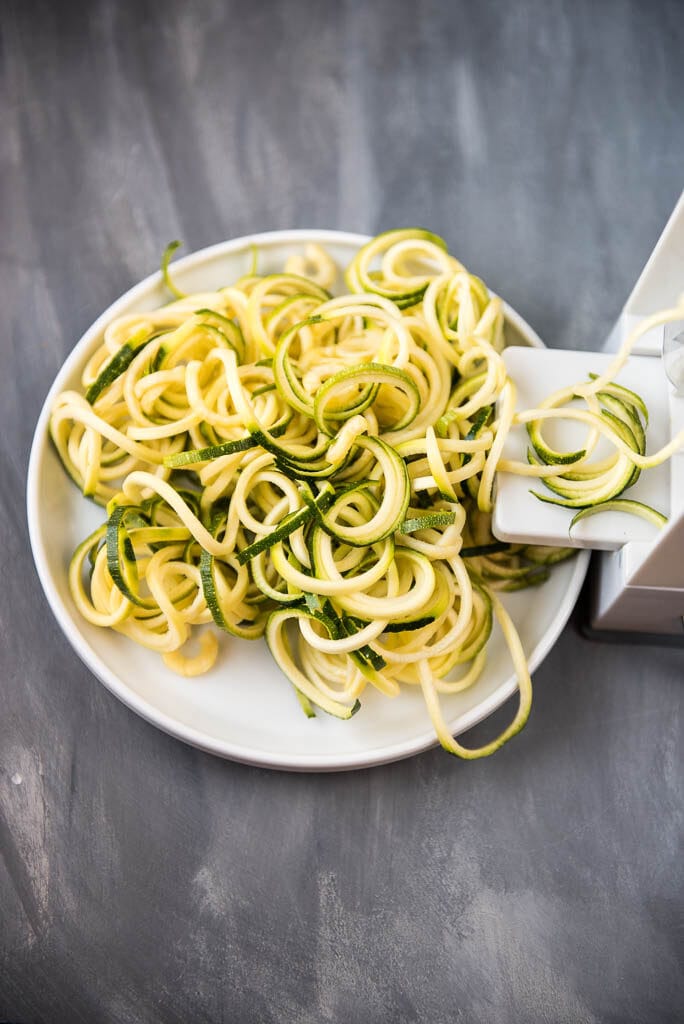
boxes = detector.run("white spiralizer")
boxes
[494,192,684,640]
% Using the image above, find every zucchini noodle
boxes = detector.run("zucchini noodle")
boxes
[50,231,683,758]
[499,304,684,516]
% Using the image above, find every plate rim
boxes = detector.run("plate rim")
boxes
[26,229,590,772]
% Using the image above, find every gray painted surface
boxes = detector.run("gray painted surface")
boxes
[1,0,683,1020]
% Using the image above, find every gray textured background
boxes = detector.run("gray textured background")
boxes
[1,0,683,1021]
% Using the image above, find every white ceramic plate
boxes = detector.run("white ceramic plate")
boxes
[27,231,589,771]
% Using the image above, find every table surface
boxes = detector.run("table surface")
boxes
[2,1,683,1021]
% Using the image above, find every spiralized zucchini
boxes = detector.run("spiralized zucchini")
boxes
[50,231,683,758]
[499,310,684,520]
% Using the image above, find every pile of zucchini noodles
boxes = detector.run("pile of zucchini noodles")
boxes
[50,230,684,758]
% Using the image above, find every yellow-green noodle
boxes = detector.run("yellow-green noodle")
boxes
[50,231,684,757]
